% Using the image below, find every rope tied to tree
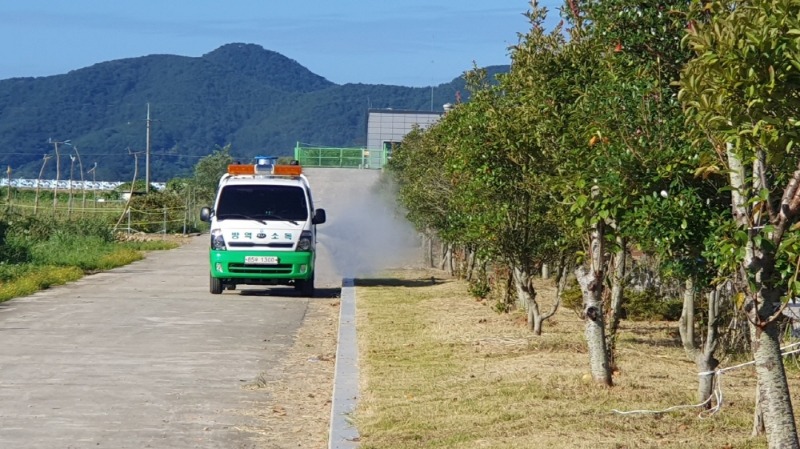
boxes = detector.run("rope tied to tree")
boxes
[612,342,800,418]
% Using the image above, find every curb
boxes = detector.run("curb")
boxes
[329,278,360,448]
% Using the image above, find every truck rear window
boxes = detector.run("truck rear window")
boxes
[216,185,309,222]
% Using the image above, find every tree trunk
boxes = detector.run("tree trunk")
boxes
[576,218,612,386]
[606,238,626,372]
[448,246,455,276]
[753,385,766,437]
[504,269,515,311]
[679,277,698,360]
[513,266,541,335]
[513,265,561,336]
[426,233,434,268]
[466,248,477,281]
[727,144,798,448]
[696,286,720,406]
[751,316,798,448]
[696,354,717,408]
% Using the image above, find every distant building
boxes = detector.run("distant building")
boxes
[366,109,443,166]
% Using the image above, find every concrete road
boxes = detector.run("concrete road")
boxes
[0,168,391,448]
[0,235,340,449]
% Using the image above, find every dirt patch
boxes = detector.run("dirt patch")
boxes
[246,298,340,449]
[116,231,199,245]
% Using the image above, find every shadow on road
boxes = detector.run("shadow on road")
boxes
[314,287,343,298]
[236,287,342,299]
[355,277,446,288]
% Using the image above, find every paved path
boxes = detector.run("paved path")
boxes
[0,168,385,448]
[0,236,335,449]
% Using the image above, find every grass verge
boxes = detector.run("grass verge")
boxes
[0,238,181,303]
[355,268,782,449]
[0,265,84,302]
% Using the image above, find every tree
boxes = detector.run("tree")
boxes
[494,5,578,334]
[680,0,800,446]
[574,0,732,398]
[193,144,234,205]
[446,66,566,334]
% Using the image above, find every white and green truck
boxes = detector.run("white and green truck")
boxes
[200,157,326,296]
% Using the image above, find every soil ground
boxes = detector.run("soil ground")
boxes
[246,298,340,449]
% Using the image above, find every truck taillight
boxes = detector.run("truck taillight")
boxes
[210,229,226,250]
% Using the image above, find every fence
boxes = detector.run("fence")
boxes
[115,205,189,234]
[0,188,199,236]
[294,143,386,169]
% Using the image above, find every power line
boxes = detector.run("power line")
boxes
[0,151,207,159]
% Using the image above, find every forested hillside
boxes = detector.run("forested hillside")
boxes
[0,43,506,181]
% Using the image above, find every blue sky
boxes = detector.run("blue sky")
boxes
[0,0,562,87]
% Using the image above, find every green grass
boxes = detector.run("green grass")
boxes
[121,240,180,251]
[0,265,84,302]
[0,239,175,303]
[0,213,183,302]
[30,236,179,271]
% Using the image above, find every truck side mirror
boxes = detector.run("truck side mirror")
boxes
[312,208,326,225]
[200,207,212,222]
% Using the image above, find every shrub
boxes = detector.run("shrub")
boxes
[0,218,31,263]
[7,214,60,242]
[622,288,683,321]
[29,234,114,269]
[127,192,187,233]
[560,285,681,322]
[562,285,583,316]
[0,263,34,282]
[468,276,491,299]
[58,216,115,241]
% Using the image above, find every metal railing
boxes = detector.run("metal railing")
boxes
[294,143,386,169]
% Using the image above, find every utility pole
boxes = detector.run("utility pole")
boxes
[87,162,97,208]
[48,138,71,211]
[145,103,152,193]
[68,154,76,218]
[34,154,51,214]
[73,146,86,213]
[6,165,11,203]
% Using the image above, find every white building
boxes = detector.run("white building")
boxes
[365,109,444,167]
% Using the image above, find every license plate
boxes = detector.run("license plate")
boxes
[244,256,278,265]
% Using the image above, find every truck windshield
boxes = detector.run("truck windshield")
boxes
[216,185,309,222]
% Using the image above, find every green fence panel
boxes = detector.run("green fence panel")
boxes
[294,143,384,169]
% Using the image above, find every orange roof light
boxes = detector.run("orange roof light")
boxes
[228,164,254,175]
[272,164,302,176]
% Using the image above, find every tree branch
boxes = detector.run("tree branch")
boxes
[774,161,800,243]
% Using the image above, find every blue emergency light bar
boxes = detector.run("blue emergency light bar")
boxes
[254,156,278,174]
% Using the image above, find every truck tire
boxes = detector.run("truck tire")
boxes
[210,274,223,295]
[296,273,315,297]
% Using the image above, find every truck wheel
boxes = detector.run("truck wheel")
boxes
[210,275,223,295]
[297,273,315,297]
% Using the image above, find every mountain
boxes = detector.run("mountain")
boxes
[0,43,508,181]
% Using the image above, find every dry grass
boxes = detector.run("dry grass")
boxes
[353,268,794,449]
[243,298,339,449]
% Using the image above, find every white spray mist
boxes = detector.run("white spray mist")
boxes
[315,173,422,279]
